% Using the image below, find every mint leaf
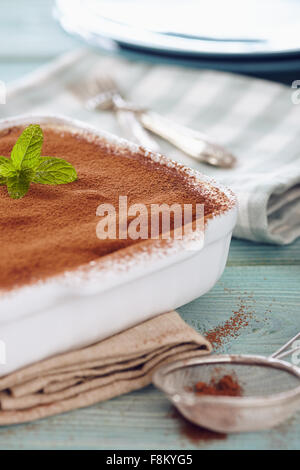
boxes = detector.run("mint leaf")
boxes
[0,125,78,199]
[0,156,8,184]
[6,169,34,199]
[0,156,17,178]
[32,157,77,185]
[11,124,43,170]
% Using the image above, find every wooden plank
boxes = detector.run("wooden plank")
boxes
[0,388,298,450]
[180,265,300,356]
[228,238,300,266]
[0,265,299,450]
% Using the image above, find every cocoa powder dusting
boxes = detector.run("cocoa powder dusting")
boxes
[0,126,230,291]
[205,303,254,349]
[168,373,242,444]
[195,374,243,397]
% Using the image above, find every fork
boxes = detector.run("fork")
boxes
[72,74,236,168]
[71,75,160,151]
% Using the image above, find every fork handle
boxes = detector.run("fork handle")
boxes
[115,109,160,152]
[139,111,236,168]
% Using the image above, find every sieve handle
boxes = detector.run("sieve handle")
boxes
[270,332,300,359]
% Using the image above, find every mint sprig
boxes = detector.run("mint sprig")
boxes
[7,169,34,200]
[32,157,77,185]
[11,124,43,170]
[0,125,77,199]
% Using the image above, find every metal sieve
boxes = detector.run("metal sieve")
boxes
[153,333,300,433]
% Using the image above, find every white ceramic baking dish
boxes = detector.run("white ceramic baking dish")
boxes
[0,115,237,376]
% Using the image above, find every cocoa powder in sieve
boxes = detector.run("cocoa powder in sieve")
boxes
[0,126,230,291]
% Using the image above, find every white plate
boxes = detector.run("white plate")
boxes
[0,114,237,376]
[55,0,300,57]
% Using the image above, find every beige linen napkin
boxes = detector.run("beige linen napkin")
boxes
[0,311,210,425]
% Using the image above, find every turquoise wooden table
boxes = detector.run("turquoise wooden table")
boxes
[0,0,299,450]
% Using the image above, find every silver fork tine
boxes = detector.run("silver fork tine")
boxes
[70,73,160,150]
[91,76,110,95]
[69,81,87,100]
[95,74,117,94]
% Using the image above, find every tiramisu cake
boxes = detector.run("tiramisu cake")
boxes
[0,124,232,292]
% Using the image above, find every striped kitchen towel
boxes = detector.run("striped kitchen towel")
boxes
[1,48,300,244]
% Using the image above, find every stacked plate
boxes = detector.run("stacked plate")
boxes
[55,0,300,78]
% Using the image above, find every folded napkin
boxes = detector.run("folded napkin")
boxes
[0,311,210,425]
[2,48,300,244]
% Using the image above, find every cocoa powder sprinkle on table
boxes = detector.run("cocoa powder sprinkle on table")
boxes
[205,303,254,349]
[169,408,227,443]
